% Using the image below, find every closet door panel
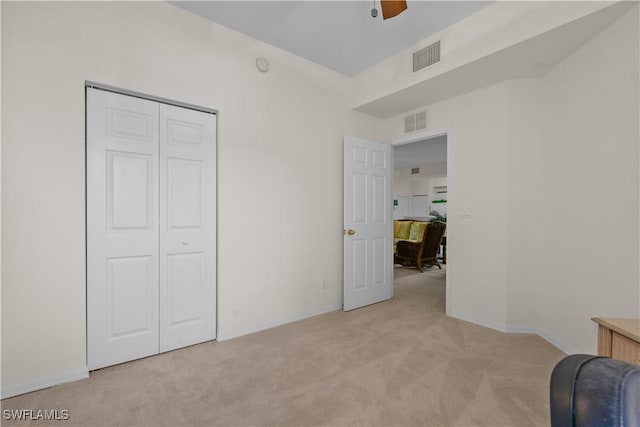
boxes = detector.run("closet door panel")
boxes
[167,252,204,325]
[108,151,153,230]
[107,256,155,337]
[167,158,203,228]
[87,89,160,370]
[159,104,216,352]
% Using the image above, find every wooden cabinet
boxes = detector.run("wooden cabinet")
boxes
[592,317,640,365]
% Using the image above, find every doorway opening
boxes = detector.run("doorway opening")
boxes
[392,129,451,315]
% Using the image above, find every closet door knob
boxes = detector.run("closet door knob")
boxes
[182,240,188,245]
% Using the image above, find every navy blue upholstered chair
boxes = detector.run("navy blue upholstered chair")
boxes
[550,354,640,427]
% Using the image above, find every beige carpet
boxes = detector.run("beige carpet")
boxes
[2,266,564,426]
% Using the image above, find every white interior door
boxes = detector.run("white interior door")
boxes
[159,104,216,352]
[87,89,160,369]
[343,136,393,311]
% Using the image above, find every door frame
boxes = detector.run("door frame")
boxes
[84,81,219,365]
[85,81,218,115]
[391,128,453,316]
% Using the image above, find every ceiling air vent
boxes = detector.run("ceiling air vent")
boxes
[411,168,420,175]
[413,41,440,72]
[404,110,428,134]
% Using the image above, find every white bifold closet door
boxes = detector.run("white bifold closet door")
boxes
[87,88,216,370]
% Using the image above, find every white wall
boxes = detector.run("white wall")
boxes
[0,1,385,397]
[393,163,447,198]
[432,83,511,329]
[536,4,639,353]
[393,179,411,198]
[393,82,511,329]
[505,79,541,332]
[382,4,639,353]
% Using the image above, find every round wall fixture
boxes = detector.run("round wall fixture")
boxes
[256,57,270,73]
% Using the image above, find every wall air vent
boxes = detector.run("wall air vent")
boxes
[413,41,440,72]
[404,110,428,134]
[404,115,415,133]
[411,168,420,175]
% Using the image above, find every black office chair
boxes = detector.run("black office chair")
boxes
[550,354,640,427]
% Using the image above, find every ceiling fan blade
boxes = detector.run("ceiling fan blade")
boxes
[381,0,407,20]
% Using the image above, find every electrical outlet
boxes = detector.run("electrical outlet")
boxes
[321,279,327,290]
[591,322,598,335]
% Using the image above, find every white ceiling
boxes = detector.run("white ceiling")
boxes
[394,134,446,169]
[170,1,492,76]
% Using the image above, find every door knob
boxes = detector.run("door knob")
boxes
[347,229,355,236]
[182,240,189,245]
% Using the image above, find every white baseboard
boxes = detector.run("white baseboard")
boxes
[504,326,538,334]
[449,310,509,333]
[1,367,89,399]
[449,311,576,355]
[217,304,342,342]
[536,330,578,355]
